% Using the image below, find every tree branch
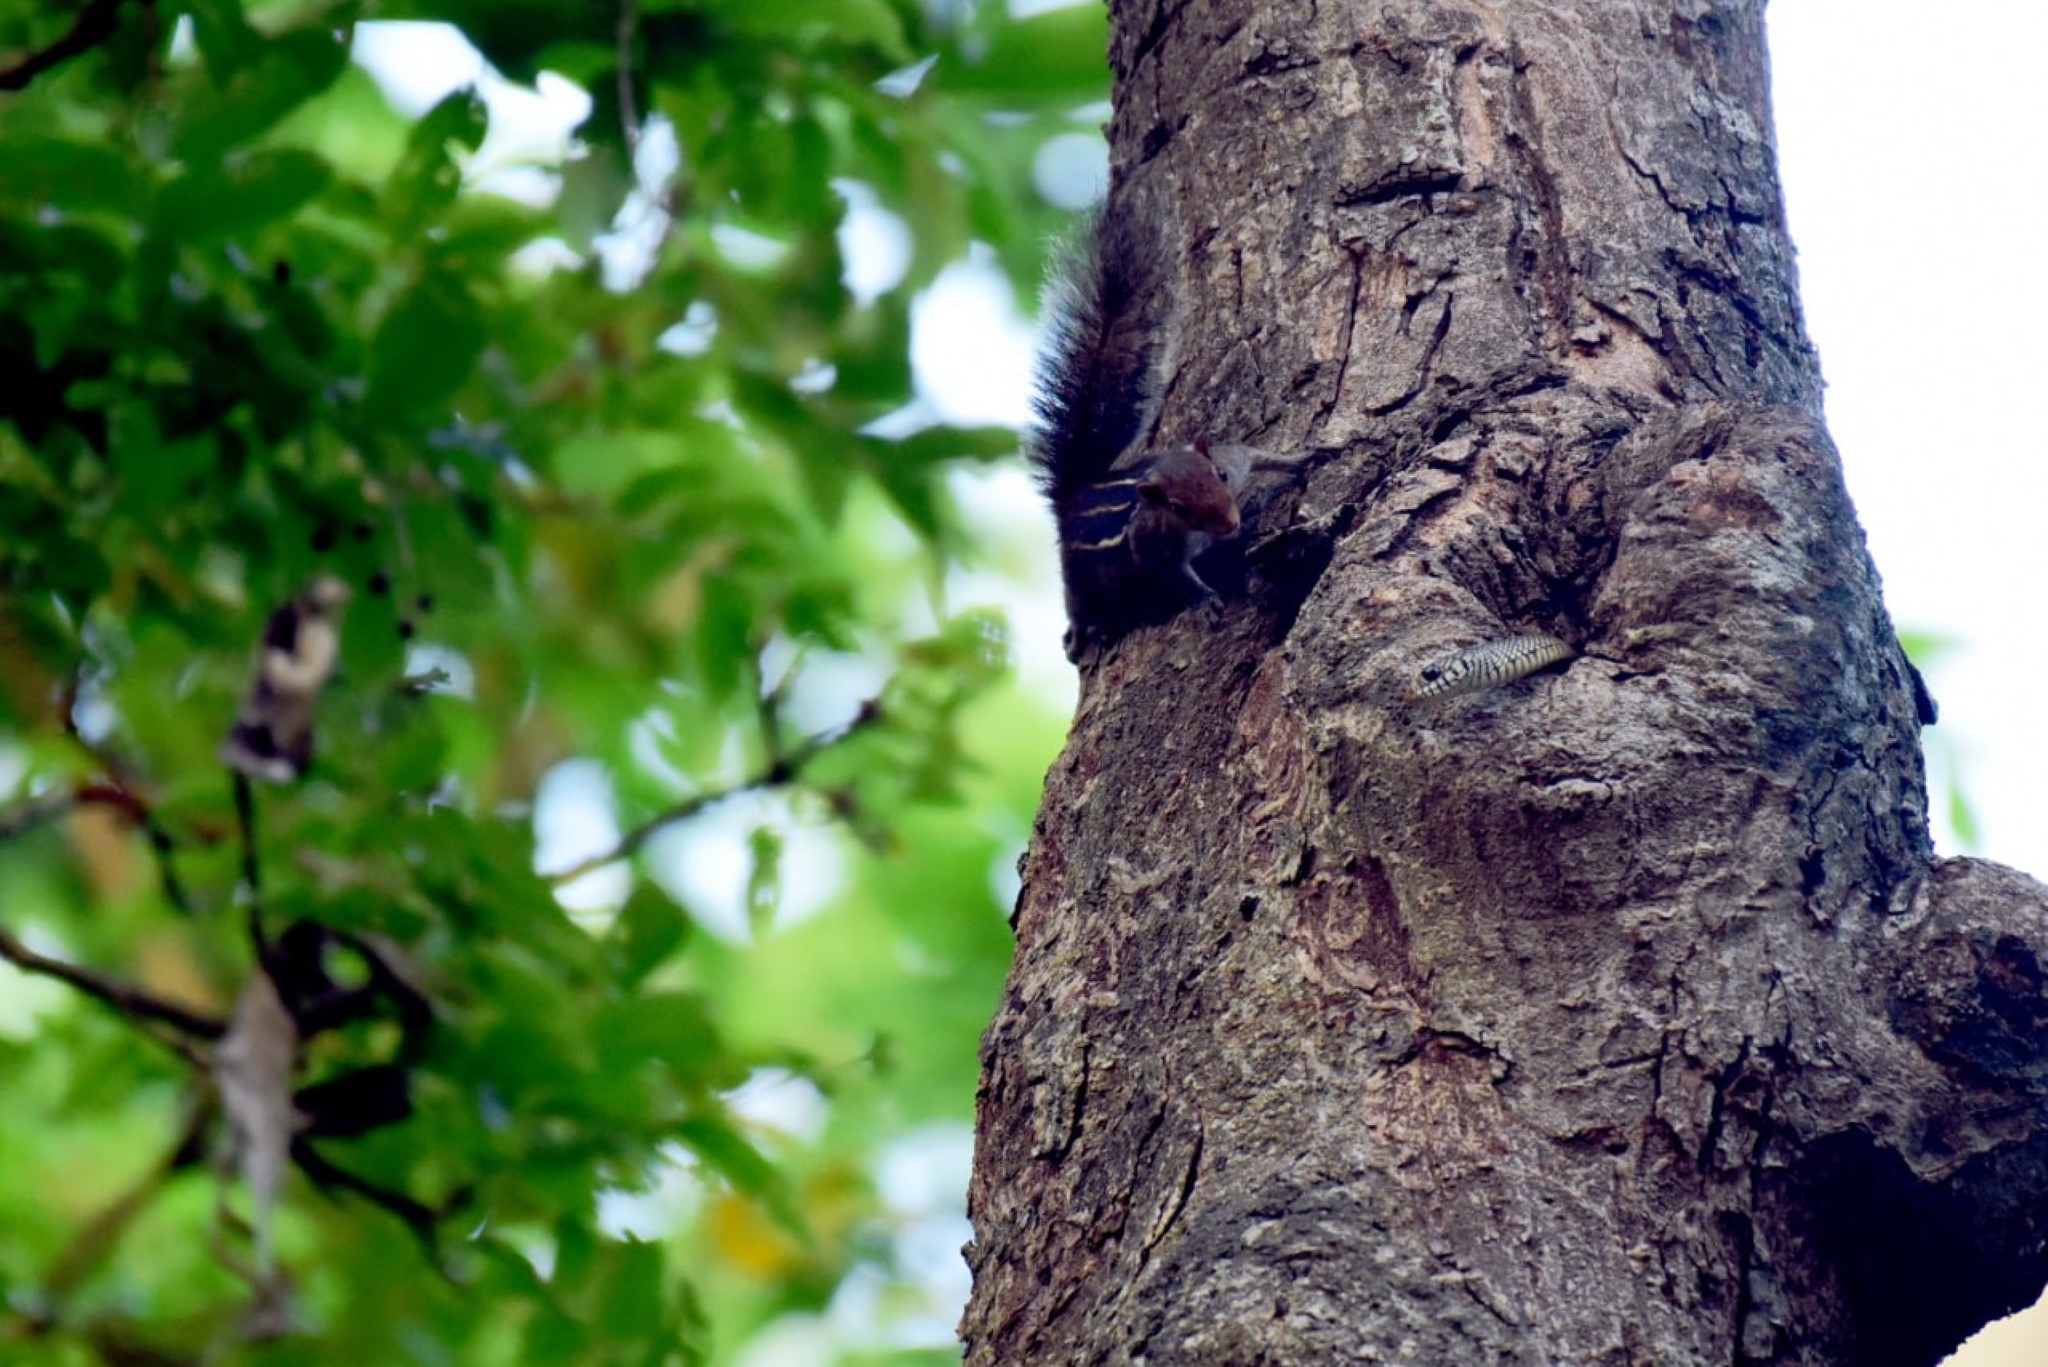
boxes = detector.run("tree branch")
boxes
[290,1138,452,1254]
[0,781,189,911]
[545,699,882,886]
[0,923,224,1040]
[231,771,264,940]
[54,687,201,916]
[0,0,138,92]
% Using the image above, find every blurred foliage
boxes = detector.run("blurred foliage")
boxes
[1898,629,1980,853]
[0,0,1104,1361]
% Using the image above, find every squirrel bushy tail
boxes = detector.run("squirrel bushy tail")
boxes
[1029,201,1268,662]
[1028,203,1178,506]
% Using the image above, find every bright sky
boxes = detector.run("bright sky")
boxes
[1773,6,2048,1358]
[1772,3,2048,878]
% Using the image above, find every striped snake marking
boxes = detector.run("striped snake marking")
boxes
[1414,634,1574,701]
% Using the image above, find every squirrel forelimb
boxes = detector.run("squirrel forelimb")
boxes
[1057,441,1271,662]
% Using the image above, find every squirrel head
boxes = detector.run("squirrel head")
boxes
[1139,447,1240,536]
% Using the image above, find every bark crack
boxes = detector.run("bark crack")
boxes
[1699,1035,1753,1174]
[1503,42,1572,342]
[1364,288,1455,418]
[1313,248,1368,438]
[1140,1121,1203,1259]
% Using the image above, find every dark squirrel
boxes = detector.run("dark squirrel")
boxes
[1029,205,1281,662]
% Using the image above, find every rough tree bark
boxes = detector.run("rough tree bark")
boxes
[963,2,2048,1365]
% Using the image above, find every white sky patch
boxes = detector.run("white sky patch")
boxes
[758,638,891,737]
[658,300,720,356]
[911,246,1038,428]
[874,53,939,99]
[1769,1,2048,880]
[471,72,590,178]
[509,235,582,276]
[596,1144,706,1242]
[401,642,474,699]
[1031,131,1107,209]
[350,22,486,113]
[532,758,628,911]
[712,223,790,271]
[861,396,941,442]
[732,1314,835,1367]
[875,1123,974,1215]
[625,709,695,795]
[725,1068,831,1146]
[351,24,591,203]
[597,116,682,290]
[790,359,837,396]
[988,836,1026,913]
[836,180,914,304]
[643,789,847,943]
[890,1212,976,1337]
[0,934,71,1039]
[944,464,1074,695]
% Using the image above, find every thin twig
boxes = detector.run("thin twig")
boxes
[397,667,452,697]
[57,687,201,915]
[291,1139,450,1254]
[0,780,182,891]
[0,0,135,92]
[0,923,225,1040]
[141,815,195,915]
[754,669,785,774]
[0,790,74,839]
[545,700,882,886]
[231,771,269,955]
[616,0,640,155]
[88,781,198,915]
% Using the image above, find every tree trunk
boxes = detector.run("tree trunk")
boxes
[963,2,2048,1364]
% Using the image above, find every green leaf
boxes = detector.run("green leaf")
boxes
[610,884,693,986]
[152,148,333,241]
[388,87,491,232]
[0,0,1076,1353]
[746,825,783,939]
[550,430,691,501]
[595,1238,667,1346]
[0,138,142,216]
[183,0,263,77]
[110,406,212,510]
[365,273,486,419]
[932,6,1110,101]
[174,26,353,158]
[675,1112,802,1235]
[1897,628,1959,669]
[1947,780,1982,851]
[594,992,729,1083]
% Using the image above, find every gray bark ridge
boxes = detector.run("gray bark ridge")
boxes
[966,2,2048,1365]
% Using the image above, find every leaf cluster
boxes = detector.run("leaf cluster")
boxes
[0,0,1106,1361]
